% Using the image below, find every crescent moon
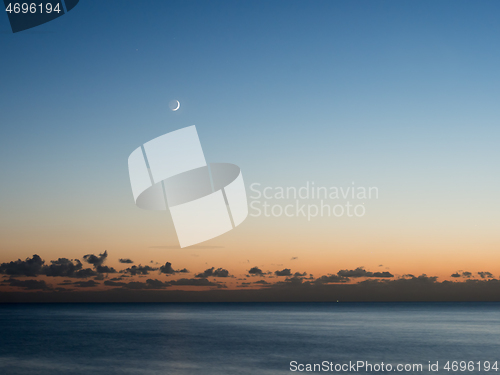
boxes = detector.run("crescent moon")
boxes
[173,100,180,111]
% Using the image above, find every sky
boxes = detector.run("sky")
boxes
[1,0,500,301]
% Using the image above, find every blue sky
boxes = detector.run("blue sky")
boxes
[1,1,500,274]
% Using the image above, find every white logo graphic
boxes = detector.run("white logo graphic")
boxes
[128,126,248,247]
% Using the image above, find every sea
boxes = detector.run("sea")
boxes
[0,302,499,374]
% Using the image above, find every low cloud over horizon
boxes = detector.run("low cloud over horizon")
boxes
[2,253,500,302]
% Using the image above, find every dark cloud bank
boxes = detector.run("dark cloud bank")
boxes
[195,267,230,278]
[2,255,500,302]
[4,276,500,302]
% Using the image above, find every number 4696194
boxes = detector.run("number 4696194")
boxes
[5,3,61,14]
[444,361,499,372]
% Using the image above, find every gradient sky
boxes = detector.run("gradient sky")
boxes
[1,1,500,295]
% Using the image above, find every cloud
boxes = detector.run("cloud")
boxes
[73,268,97,278]
[123,265,158,276]
[314,275,350,284]
[254,280,270,285]
[159,262,177,274]
[0,255,44,277]
[104,277,221,290]
[95,265,117,274]
[248,267,264,276]
[370,271,394,278]
[118,281,159,289]
[107,279,170,290]
[3,252,500,302]
[104,280,127,287]
[337,267,393,278]
[7,257,99,279]
[275,268,292,277]
[451,271,474,279]
[478,272,494,279]
[42,258,84,277]
[259,273,442,299]
[394,274,438,283]
[41,259,96,278]
[83,251,117,274]
[72,280,100,288]
[3,278,51,290]
[195,267,230,278]
[119,259,134,264]
[144,279,166,288]
[7,273,500,303]
[169,278,220,287]
[450,271,495,280]
[83,251,108,267]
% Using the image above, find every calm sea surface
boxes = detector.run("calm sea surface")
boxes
[1,303,499,374]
